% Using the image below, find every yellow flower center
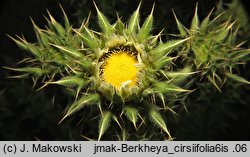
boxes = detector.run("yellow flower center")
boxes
[102,52,139,89]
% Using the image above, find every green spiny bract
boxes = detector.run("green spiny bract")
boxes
[9,3,192,140]
[216,0,250,36]
[173,5,250,91]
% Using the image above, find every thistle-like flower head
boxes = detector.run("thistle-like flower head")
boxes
[9,3,194,140]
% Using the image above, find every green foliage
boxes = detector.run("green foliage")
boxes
[98,111,112,140]
[123,106,139,128]
[174,4,250,90]
[138,4,154,42]
[94,2,115,36]
[6,0,250,140]
[149,107,171,139]
[62,94,100,122]
[127,2,141,34]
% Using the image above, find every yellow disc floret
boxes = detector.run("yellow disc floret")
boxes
[102,52,139,89]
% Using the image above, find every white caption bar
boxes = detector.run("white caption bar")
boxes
[0,141,249,157]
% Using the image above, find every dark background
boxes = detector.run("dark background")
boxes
[0,0,250,140]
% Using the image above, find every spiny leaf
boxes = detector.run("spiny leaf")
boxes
[154,38,189,56]
[50,44,83,58]
[46,10,66,37]
[150,30,163,45]
[78,59,92,71]
[225,72,250,84]
[154,82,191,93]
[172,10,188,37]
[31,19,49,47]
[123,106,139,128]
[208,12,224,27]
[9,35,41,57]
[73,29,93,47]
[149,107,171,138]
[207,75,222,92]
[61,94,100,122]
[142,88,154,96]
[112,115,122,129]
[153,57,174,69]
[164,67,197,78]
[115,18,125,35]
[98,111,112,141]
[200,8,214,30]
[216,26,230,42]
[227,26,239,45]
[229,49,250,60]
[121,129,129,141]
[191,3,200,32]
[78,11,92,32]
[8,35,28,50]
[83,25,95,38]
[83,26,100,48]
[73,28,99,49]
[4,67,44,77]
[138,4,154,41]
[93,2,115,35]
[47,76,87,87]
[127,1,141,34]
[191,44,209,63]
[59,4,70,31]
